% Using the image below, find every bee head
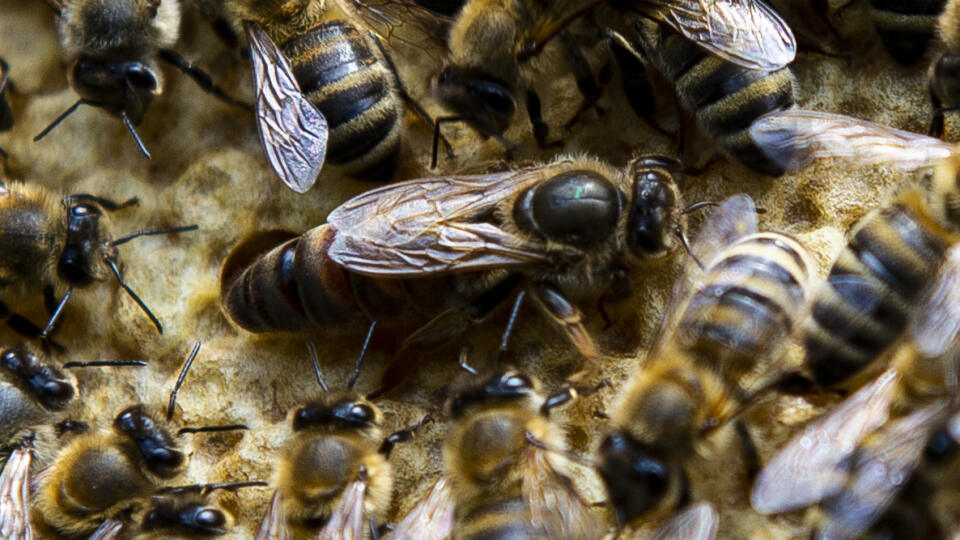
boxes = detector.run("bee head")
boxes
[114,405,184,479]
[142,496,231,535]
[58,200,110,287]
[626,157,682,262]
[597,431,672,525]
[433,66,516,138]
[292,393,382,434]
[446,369,539,420]
[0,345,76,410]
[70,57,159,125]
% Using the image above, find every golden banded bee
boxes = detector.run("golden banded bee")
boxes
[221,154,696,392]
[606,16,796,177]
[31,343,249,537]
[384,368,603,540]
[433,0,795,153]
[38,0,247,159]
[255,344,429,539]
[227,0,450,193]
[0,181,196,344]
[597,194,816,527]
[750,109,960,389]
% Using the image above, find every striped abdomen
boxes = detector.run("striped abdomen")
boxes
[869,0,945,65]
[221,226,464,333]
[649,24,795,177]
[679,232,812,392]
[456,497,539,540]
[804,205,950,387]
[281,20,403,181]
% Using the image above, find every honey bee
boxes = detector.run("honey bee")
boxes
[752,247,960,537]
[867,0,946,66]
[929,0,960,136]
[0,344,144,539]
[384,367,603,540]
[32,342,249,537]
[0,181,197,344]
[597,194,816,527]
[221,154,695,392]
[255,344,429,539]
[227,0,451,193]
[751,109,960,389]
[38,0,247,159]
[433,0,795,153]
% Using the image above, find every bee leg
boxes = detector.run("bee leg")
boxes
[378,415,433,458]
[929,84,949,138]
[734,421,760,481]
[529,282,598,364]
[541,379,610,416]
[366,31,454,160]
[0,299,65,353]
[191,0,239,49]
[562,35,608,131]
[526,91,562,149]
[605,30,673,138]
[158,49,251,110]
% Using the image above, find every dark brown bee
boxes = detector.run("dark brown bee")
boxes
[31,343,249,538]
[221,154,695,391]
[750,110,960,390]
[38,0,247,158]
[255,344,428,539]
[433,0,795,153]
[597,194,816,527]
[0,181,196,344]
[227,0,449,193]
[384,368,602,540]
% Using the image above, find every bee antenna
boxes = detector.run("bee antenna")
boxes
[306,342,328,392]
[677,230,704,271]
[111,224,199,247]
[104,257,163,335]
[119,110,151,159]
[64,360,147,368]
[33,99,95,142]
[39,287,73,339]
[347,320,377,390]
[458,346,477,375]
[681,200,720,215]
[167,342,201,421]
[177,424,248,435]
[156,480,269,496]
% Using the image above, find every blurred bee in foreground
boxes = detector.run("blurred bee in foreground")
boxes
[256,343,429,539]
[227,0,452,193]
[38,0,248,159]
[751,109,960,390]
[385,367,603,540]
[433,0,795,157]
[221,154,699,393]
[0,181,197,346]
[598,194,816,528]
[31,342,250,538]
[753,247,960,537]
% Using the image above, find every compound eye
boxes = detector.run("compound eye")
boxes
[70,203,100,217]
[196,508,226,528]
[349,404,374,422]
[501,372,532,390]
[125,64,158,91]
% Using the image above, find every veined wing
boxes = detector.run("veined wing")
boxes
[336,0,453,60]
[650,502,718,540]
[385,478,455,540]
[751,368,901,514]
[912,244,960,358]
[247,23,329,194]
[317,480,366,540]
[255,491,291,540]
[88,519,125,540]
[328,167,559,276]
[651,0,796,70]
[0,445,32,540]
[524,445,604,540]
[750,110,956,173]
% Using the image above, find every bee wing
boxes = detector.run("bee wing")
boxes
[384,478,455,540]
[751,368,901,514]
[0,446,33,540]
[246,23,329,194]
[327,168,557,276]
[255,491,291,540]
[749,110,956,173]
[911,245,960,357]
[817,400,951,540]
[645,194,758,360]
[650,0,796,70]
[649,502,719,540]
[317,480,367,540]
[334,0,453,59]
[523,446,604,540]
[88,519,126,540]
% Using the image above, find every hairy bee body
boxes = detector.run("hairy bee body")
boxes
[0,183,69,291]
[869,0,945,66]
[631,18,796,177]
[599,199,814,525]
[231,0,404,181]
[804,201,952,388]
[0,345,76,445]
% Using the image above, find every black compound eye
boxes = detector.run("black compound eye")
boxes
[501,372,532,390]
[195,508,226,528]
[125,64,158,91]
[42,380,74,400]
[349,404,374,422]
[70,203,99,217]
[148,446,184,468]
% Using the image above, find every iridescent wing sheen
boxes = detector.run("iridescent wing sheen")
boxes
[650,502,719,540]
[649,0,796,70]
[912,245,960,358]
[749,110,956,173]
[817,401,951,540]
[335,0,454,59]
[246,23,328,194]
[327,167,559,276]
[317,480,366,540]
[0,446,32,540]
[751,368,901,515]
[524,446,603,540]
[255,491,291,540]
[384,478,455,540]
